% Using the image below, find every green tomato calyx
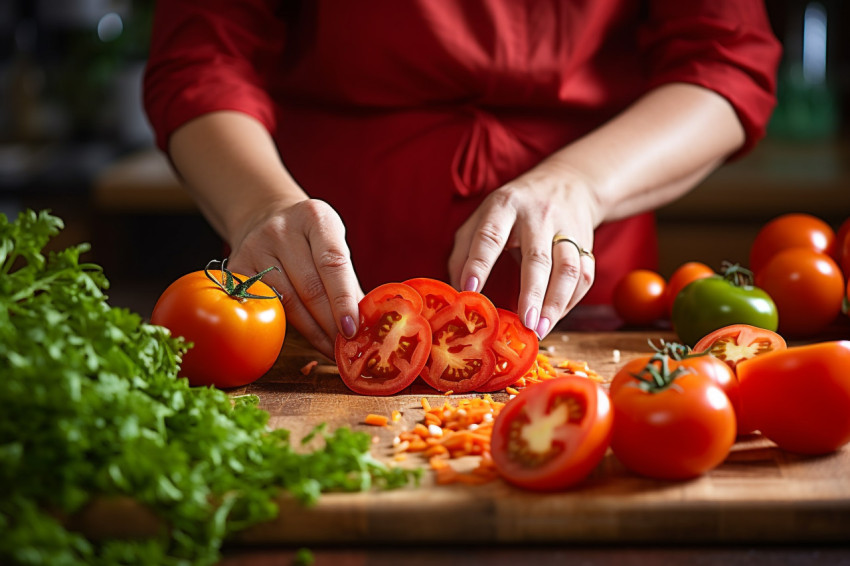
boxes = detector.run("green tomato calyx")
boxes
[204,258,281,301]
[631,351,692,393]
[721,261,756,289]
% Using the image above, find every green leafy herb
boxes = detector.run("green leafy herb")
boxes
[0,210,420,566]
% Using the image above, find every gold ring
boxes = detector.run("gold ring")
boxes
[553,234,595,261]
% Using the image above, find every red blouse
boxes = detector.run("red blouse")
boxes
[144,0,780,310]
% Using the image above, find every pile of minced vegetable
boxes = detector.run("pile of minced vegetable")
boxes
[0,211,419,566]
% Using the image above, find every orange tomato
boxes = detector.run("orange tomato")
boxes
[836,217,850,278]
[612,269,667,326]
[754,248,844,337]
[663,261,715,317]
[749,213,835,277]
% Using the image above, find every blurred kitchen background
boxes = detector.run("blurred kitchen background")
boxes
[0,0,849,317]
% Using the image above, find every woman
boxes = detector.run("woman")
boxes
[144,1,781,358]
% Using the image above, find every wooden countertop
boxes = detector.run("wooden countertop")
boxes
[213,328,849,546]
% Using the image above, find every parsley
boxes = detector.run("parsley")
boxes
[0,210,420,565]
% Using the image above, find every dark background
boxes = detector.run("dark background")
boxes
[0,0,848,316]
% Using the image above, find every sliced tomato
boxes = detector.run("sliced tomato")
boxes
[403,277,458,321]
[692,324,787,371]
[491,375,613,491]
[419,291,499,393]
[335,285,431,396]
[478,308,539,392]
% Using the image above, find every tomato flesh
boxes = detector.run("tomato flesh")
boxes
[419,291,499,393]
[403,277,458,321]
[491,376,613,491]
[478,309,539,392]
[692,324,786,371]
[336,287,431,396]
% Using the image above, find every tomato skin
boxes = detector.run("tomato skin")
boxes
[737,341,850,455]
[478,309,539,392]
[335,286,432,396]
[754,248,844,338]
[749,213,836,277]
[419,291,499,392]
[663,262,715,317]
[612,269,667,326]
[837,217,850,278]
[671,275,778,347]
[610,356,736,480]
[151,270,286,389]
[491,375,613,491]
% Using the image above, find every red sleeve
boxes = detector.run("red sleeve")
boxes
[143,0,286,152]
[639,1,782,159]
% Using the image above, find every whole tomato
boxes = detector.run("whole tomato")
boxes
[671,263,778,347]
[491,375,613,491]
[663,261,715,317]
[609,351,736,480]
[737,341,850,455]
[612,269,667,326]
[151,260,287,389]
[754,247,844,338]
[749,213,835,276]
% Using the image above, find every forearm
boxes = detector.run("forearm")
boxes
[168,111,308,244]
[541,82,746,226]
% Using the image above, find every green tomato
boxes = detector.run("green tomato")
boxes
[671,268,778,347]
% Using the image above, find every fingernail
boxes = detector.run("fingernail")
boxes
[464,276,479,292]
[341,315,357,338]
[525,307,539,331]
[535,317,551,339]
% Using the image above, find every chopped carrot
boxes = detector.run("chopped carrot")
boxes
[300,360,319,376]
[391,410,402,423]
[364,413,389,427]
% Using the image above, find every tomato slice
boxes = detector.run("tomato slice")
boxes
[491,375,613,491]
[403,277,458,321]
[692,324,786,371]
[335,286,431,396]
[419,291,499,393]
[360,282,424,315]
[477,308,539,392]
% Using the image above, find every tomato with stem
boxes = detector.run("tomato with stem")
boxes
[491,375,613,491]
[610,350,736,479]
[663,261,715,317]
[335,283,432,395]
[151,259,287,389]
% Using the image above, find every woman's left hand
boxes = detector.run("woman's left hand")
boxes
[448,163,600,339]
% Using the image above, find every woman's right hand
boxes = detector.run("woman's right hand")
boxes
[225,198,364,359]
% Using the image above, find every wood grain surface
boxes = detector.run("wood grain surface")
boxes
[225,329,850,545]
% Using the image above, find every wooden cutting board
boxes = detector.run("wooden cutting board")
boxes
[226,329,850,545]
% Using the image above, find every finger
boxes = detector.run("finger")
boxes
[452,198,517,293]
[307,214,364,339]
[515,228,556,338]
[538,243,594,338]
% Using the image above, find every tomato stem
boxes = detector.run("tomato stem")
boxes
[204,259,282,300]
[721,262,755,288]
[630,352,691,393]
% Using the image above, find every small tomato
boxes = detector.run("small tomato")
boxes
[613,269,667,326]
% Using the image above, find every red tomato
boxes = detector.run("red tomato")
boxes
[749,213,835,276]
[477,308,539,392]
[151,263,286,389]
[609,353,736,480]
[692,324,787,372]
[737,341,850,455]
[754,248,845,337]
[403,277,458,321]
[335,283,432,395]
[419,291,499,393]
[663,262,715,317]
[612,269,667,326]
[491,375,613,491]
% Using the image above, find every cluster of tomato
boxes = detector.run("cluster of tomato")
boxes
[490,327,850,490]
[612,213,850,343]
[335,278,539,396]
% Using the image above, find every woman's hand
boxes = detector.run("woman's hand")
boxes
[226,199,364,359]
[449,163,601,339]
